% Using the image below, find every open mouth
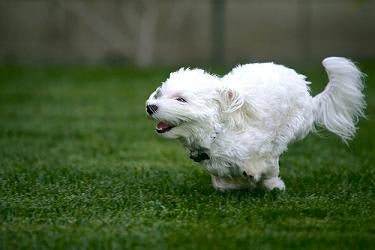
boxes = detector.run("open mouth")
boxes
[155,121,175,133]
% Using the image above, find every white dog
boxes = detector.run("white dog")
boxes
[145,57,365,191]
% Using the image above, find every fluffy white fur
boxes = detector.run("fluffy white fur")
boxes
[146,57,365,191]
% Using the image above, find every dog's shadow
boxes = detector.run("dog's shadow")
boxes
[148,168,284,201]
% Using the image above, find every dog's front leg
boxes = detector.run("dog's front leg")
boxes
[243,157,285,191]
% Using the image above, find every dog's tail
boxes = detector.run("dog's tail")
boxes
[313,57,366,142]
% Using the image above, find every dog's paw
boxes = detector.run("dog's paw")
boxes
[263,177,285,191]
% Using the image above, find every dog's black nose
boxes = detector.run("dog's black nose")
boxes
[146,104,158,115]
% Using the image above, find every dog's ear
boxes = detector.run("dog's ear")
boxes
[216,86,245,113]
[215,86,256,127]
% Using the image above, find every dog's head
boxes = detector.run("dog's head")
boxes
[146,68,254,140]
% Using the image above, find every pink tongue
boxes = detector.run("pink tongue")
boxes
[157,122,171,129]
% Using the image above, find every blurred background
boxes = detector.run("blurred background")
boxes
[1,0,374,67]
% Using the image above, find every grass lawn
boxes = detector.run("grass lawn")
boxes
[0,62,374,249]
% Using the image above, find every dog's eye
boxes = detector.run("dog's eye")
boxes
[154,87,162,99]
[176,97,187,103]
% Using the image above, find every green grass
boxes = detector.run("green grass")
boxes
[0,63,374,250]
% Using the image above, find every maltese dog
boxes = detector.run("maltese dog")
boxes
[145,57,365,191]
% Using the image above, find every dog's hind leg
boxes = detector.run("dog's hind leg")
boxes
[263,176,285,191]
[211,175,256,191]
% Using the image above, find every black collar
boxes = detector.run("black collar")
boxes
[189,148,210,162]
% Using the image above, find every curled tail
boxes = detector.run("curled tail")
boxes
[313,57,366,142]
